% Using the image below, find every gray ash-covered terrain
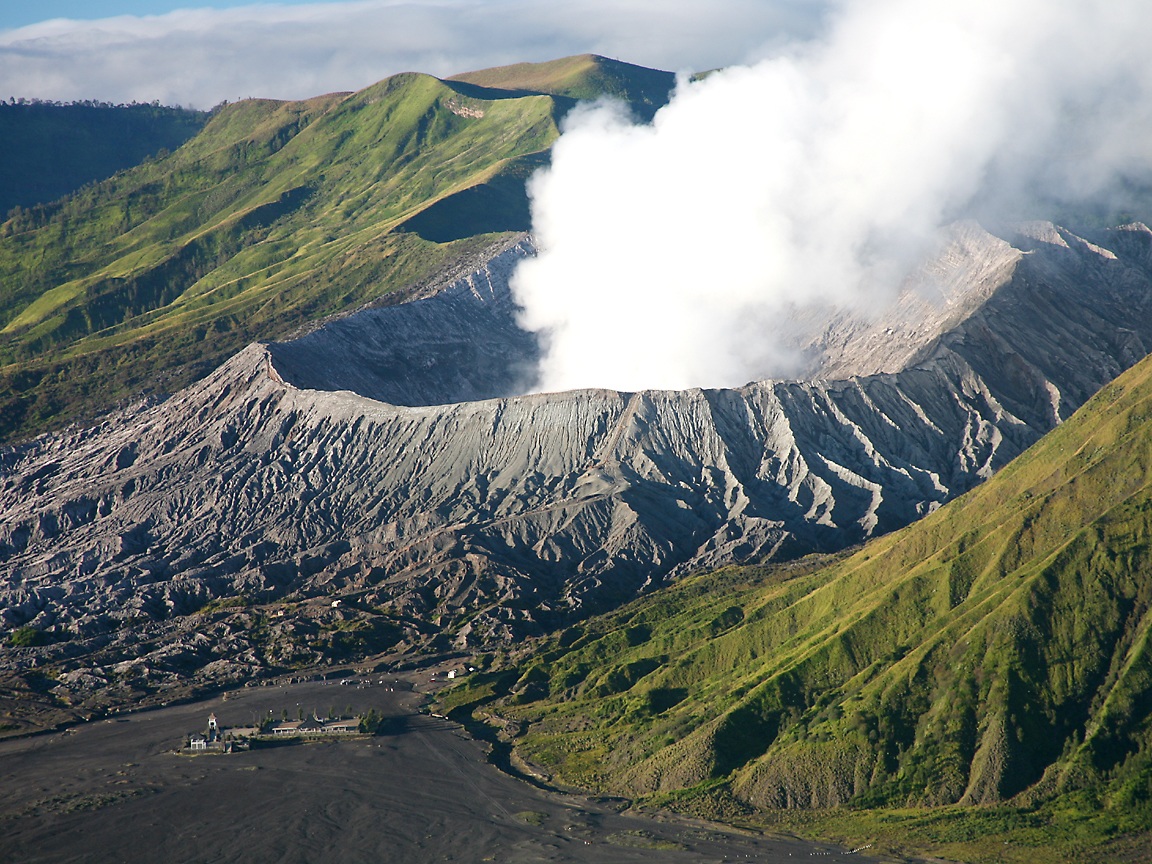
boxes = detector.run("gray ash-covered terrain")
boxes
[4,220,1152,708]
[0,678,836,864]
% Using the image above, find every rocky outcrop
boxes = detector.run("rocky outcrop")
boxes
[4,221,1152,672]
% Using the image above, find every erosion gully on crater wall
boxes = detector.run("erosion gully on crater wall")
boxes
[5,221,1152,695]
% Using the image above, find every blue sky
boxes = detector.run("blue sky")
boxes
[0,1,826,108]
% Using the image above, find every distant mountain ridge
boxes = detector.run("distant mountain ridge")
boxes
[448,54,676,121]
[0,101,207,217]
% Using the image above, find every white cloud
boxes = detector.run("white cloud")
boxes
[10,1,1145,397]
[511,0,1152,393]
[0,1,827,107]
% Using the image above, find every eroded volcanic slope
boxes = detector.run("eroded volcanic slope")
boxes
[3,220,1152,701]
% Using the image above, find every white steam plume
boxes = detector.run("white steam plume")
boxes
[512,0,1152,393]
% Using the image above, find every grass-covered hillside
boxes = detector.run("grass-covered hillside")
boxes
[0,56,674,444]
[0,101,207,216]
[448,347,1152,862]
[448,54,676,121]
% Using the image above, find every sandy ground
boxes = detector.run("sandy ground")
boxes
[0,679,863,863]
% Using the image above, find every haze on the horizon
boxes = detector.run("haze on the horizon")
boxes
[0,0,826,108]
[0,0,328,30]
[512,0,1152,393]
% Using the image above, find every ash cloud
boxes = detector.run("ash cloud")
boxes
[512,0,1152,394]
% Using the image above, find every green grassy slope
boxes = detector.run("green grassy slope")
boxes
[0,79,553,440]
[449,54,676,121]
[0,57,671,444]
[453,349,1152,861]
[0,102,207,216]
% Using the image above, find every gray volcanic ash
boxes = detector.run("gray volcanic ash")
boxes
[5,221,1152,698]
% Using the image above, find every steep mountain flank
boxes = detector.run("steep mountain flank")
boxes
[475,320,1152,856]
[4,221,1152,711]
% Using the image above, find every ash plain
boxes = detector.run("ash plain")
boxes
[0,676,873,863]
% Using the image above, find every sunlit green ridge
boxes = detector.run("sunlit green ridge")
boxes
[450,348,1152,862]
[448,54,677,121]
[0,57,674,443]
